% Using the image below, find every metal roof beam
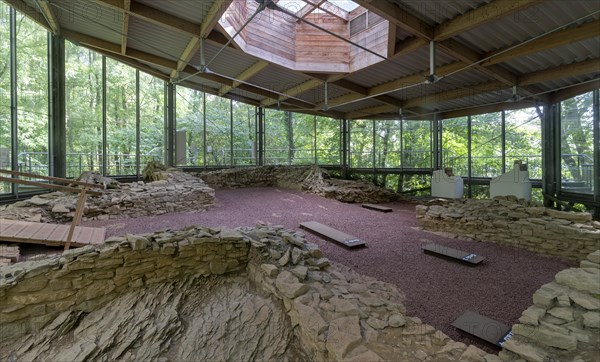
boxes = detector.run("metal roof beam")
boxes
[434,0,544,41]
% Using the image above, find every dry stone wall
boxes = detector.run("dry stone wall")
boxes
[1,224,506,361]
[499,250,600,362]
[0,170,214,223]
[416,196,600,261]
[198,165,399,203]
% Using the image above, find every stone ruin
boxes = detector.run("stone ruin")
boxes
[0,224,597,361]
[416,196,600,261]
[199,165,399,204]
[0,169,215,225]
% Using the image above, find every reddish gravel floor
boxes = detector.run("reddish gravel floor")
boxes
[85,187,576,352]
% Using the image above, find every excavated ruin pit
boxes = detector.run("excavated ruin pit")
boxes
[1,167,599,361]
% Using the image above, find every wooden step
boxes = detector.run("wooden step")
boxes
[299,221,366,248]
[0,219,106,248]
[452,311,513,347]
[422,243,485,265]
[362,203,393,212]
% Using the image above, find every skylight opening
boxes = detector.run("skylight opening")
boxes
[328,0,360,12]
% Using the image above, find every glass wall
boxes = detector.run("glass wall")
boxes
[15,10,49,177]
[471,112,502,178]
[0,2,11,194]
[315,116,340,165]
[65,41,103,177]
[232,100,256,166]
[265,109,292,165]
[105,58,137,176]
[505,107,542,179]
[139,73,165,166]
[175,86,204,166]
[402,120,430,169]
[205,95,231,166]
[349,120,373,168]
[442,117,468,177]
[375,120,401,168]
[561,91,595,194]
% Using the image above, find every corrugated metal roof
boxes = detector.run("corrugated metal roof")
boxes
[127,18,190,62]
[188,41,260,79]
[335,97,386,114]
[457,2,600,53]
[296,83,350,104]
[135,0,209,24]
[393,0,491,26]
[53,0,123,44]
[345,46,456,88]
[503,38,600,74]
[246,64,313,93]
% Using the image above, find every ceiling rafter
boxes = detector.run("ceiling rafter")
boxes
[36,0,60,34]
[481,19,600,67]
[353,0,543,94]
[120,0,131,54]
[434,0,544,41]
[219,61,270,96]
[345,58,600,119]
[91,0,201,37]
[170,0,235,79]
[3,0,52,32]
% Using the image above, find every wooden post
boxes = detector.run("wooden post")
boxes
[64,187,88,250]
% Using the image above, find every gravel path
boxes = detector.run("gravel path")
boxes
[85,187,575,352]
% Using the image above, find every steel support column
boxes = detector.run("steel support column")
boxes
[467,115,472,198]
[166,83,175,167]
[48,34,66,178]
[593,90,599,218]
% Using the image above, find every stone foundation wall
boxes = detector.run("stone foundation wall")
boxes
[199,165,399,203]
[1,224,504,361]
[500,250,600,362]
[0,226,248,342]
[416,197,600,261]
[0,170,215,223]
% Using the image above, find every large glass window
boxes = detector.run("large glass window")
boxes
[402,120,430,169]
[561,91,595,194]
[1,2,11,194]
[291,113,316,165]
[471,112,502,178]
[264,109,290,165]
[232,100,255,166]
[105,58,136,176]
[139,73,165,167]
[505,107,542,179]
[349,120,373,168]
[375,120,401,168]
[205,95,231,166]
[315,116,339,165]
[65,41,103,177]
[175,86,205,166]
[442,117,468,177]
[16,11,49,177]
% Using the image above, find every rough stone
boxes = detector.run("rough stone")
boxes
[275,271,309,299]
[261,264,278,277]
[503,339,548,362]
[555,268,600,294]
[388,314,406,328]
[569,290,600,310]
[587,250,600,264]
[547,307,574,322]
[583,311,600,329]
[519,305,546,326]
[325,316,362,360]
